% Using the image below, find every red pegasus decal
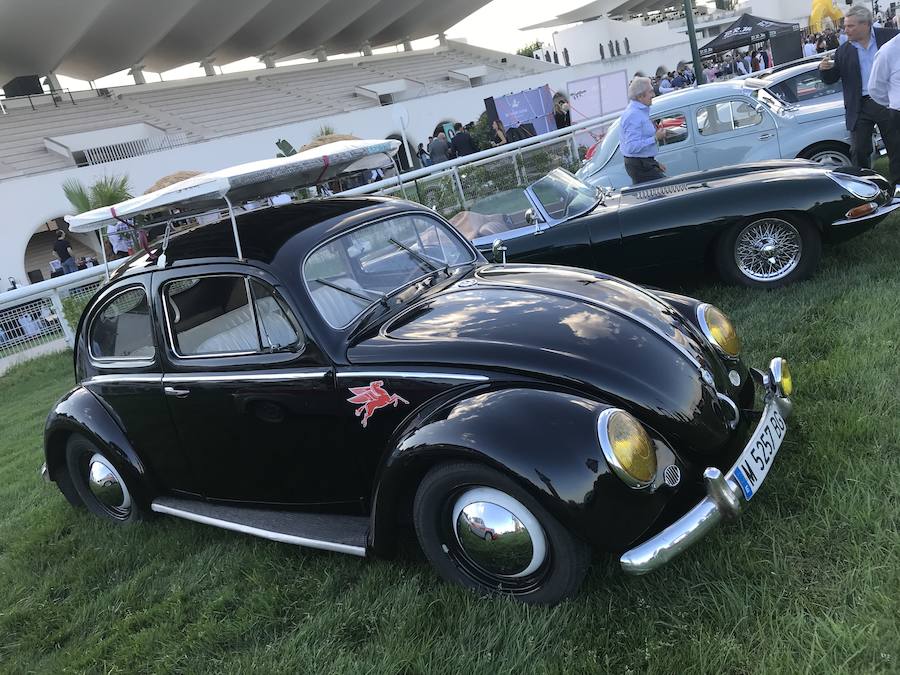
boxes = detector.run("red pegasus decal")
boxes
[346,380,409,428]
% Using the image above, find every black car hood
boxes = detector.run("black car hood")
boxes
[350,264,735,453]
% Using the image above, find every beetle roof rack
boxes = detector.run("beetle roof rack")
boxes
[65,139,401,234]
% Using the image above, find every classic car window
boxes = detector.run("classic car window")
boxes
[769,71,841,103]
[697,100,762,136]
[652,113,689,147]
[304,213,475,328]
[248,279,303,350]
[529,168,599,222]
[163,274,301,357]
[89,287,155,361]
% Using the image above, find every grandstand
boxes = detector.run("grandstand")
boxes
[0,45,554,180]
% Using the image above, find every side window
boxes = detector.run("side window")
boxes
[164,275,301,357]
[90,287,155,361]
[732,101,763,129]
[652,113,689,147]
[697,100,762,136]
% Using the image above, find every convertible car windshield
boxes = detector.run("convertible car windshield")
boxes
[531,168,600,221]
[304,213,475,328]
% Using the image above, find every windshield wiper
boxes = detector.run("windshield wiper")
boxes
[313,278,387,307]
[389,238,449,276]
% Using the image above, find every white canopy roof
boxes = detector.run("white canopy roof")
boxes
[0,0,492,84]
[66,138,400,233]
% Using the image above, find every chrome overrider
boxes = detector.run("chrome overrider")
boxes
[619,359,793,575]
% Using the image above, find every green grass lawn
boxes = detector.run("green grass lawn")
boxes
[2,211,899,674]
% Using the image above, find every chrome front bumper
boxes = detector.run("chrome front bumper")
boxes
[619,394,793,575]
[832,197,900,226]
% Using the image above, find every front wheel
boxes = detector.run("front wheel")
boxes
[65,434,145,523]
[716,215,822,288]
[798,143,851,167]
[413,462,591,605]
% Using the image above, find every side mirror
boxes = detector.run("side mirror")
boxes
[491,239,508,264]
[524,208,536,225]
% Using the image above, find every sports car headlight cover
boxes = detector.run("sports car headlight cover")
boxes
[697,304,741,357]
[598,409,657,488]
[827,172,881,200]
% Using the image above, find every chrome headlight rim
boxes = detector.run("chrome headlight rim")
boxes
[827,171,881,200]
[696,303,741,358]
[597,408,657,489]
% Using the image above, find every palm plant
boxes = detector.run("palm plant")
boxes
[63,174,133,213]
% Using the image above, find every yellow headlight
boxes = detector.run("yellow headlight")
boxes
[780,361,793,396]
[699,304,741,357]
[600,410,657,487]
[770,357,793,397]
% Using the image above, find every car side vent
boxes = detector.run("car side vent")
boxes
[631,183,693,200]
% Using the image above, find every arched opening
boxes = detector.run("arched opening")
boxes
[23,217,101,283]
[386,133,413,172]
[563,48,570,66]
[599,43,605,59]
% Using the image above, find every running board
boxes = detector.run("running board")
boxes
[151,496,368,557]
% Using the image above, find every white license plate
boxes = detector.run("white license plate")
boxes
[730,404,787,501]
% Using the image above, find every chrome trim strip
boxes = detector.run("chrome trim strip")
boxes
[831,200,900,226]
[163,371,329,384]
[473,274,705,372]
[84,374,163,385]
[619,391,792,575]
[336,371,489,382]
[150,502,366,557]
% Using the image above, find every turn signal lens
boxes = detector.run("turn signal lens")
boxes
[698,304,742,357]
[845,202,877,219]
[599,409,657,487]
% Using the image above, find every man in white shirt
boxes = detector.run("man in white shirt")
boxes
[106,221,133,258]
[868,32,900,189]
[803,39,817,58]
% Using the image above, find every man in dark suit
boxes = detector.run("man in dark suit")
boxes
[819,5,899,181]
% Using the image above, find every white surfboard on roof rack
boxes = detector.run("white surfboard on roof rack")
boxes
[65,138,402,270]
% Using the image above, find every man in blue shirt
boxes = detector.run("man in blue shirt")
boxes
[819,5,900,177]
[619,76,667,185]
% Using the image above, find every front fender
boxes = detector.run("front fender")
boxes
[369,386,681,557]
[44,386,155,508]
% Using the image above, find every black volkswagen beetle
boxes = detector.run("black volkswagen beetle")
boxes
[453,162,898,287]
[43,144,795,605]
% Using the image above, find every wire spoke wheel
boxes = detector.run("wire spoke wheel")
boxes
[734,218,803,282]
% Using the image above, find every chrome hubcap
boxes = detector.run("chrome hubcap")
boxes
[452,487,547,578]
[87,453,131,515]
[809,150,849,167]
[735,218,802,282]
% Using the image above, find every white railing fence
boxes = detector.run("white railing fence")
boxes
[0,261,127,372]
[81,132,192,166]
[0,110,622,374]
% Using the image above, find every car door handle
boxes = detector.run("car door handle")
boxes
[759,132,775,140]
[164,386,190,398]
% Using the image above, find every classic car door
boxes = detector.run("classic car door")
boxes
[693,97,780,170]
[650,109,698,178]
[81,281,195,493]
[155,267,363,506]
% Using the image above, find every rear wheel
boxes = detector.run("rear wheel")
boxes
[716,214,822,288]
[413,462,591,605]
[65,434,144,523]
[799,142,851,167]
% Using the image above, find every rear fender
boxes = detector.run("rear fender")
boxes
[368,386,679,557]
[44,386,155,508]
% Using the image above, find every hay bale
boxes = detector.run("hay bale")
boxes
[296,134,359,153]
[144,170,204,194]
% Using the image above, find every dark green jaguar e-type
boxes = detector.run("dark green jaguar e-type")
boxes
[456,162,898,288]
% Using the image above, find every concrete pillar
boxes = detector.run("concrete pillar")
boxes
[260,51,277,69]
[129,63,146,85]
[361,41,373,57]
[438,32,447,46]
[402,36,413,52]
[45,72,62,92]
[200,58,216,77]
[314,46,327,62]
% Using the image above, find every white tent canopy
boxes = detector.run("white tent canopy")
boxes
[66,138,400,233]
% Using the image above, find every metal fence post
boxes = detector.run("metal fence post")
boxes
[450,167,466,210]
[48,288,75,347]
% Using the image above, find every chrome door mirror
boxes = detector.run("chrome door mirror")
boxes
[524,208,536,225]
[491,239,508,264]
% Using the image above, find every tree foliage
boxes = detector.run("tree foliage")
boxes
[62,175,133,214]
[516,41,543,58]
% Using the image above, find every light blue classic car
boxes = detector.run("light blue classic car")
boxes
[577,79,856,189]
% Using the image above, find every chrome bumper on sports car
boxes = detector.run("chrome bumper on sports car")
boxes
[832,197,900,226]
[619,385,793,576]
